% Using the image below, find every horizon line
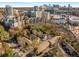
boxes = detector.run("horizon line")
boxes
[0,2,79,7]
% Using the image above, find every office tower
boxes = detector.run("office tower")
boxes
[35,11,42,18]
[33,6,39,11]
[5,5,13,16]
[13,9,19,16]
[42,12,50,20]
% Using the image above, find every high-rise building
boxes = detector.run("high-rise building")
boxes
[35,11,42,18]
[39,6,47,11]
[13,9,19,16]
[5,5,13,16]
[33,6,39,11]
[42,12,50,20]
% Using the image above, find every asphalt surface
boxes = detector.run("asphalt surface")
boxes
[59,40,79,57]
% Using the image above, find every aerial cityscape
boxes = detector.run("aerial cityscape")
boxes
[0,2,79,57]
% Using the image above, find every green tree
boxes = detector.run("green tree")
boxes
[2,42,14,57]
[0,25,9,41]
[74,10,79,16]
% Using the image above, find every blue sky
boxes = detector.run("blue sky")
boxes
[0,2,79,7]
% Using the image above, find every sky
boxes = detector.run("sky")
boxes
[0,2,79,7]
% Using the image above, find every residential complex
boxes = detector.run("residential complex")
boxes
[0,3,79,57]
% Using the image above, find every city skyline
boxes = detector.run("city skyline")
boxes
[0,2,79,7]
[0,1,79,57]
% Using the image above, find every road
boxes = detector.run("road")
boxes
[59,40,79,57]
[62,23,79,45]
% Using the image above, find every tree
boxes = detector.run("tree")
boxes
[0,25,9,41]
[2,42,14,57]
[74,10,79,16]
